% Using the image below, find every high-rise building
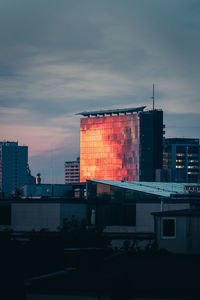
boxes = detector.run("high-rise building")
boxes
[78,107,163,182]
[0,141,29,197]
[65,157,80,184]
[139,109,164,181]
[163,138,200,183]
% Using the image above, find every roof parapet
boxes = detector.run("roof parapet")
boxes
[76,106,146,117]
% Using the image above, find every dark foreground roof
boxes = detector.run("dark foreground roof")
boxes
[76,106,146,117]
[152,209,200,217]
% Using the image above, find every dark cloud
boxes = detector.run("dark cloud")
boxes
[164,113,200,139]
[0,0,200,182]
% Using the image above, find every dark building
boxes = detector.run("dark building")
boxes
[163,138,200,183]
[18,182,86,199]
[139,109,164,181]
[0,141,30,197]
[78,107,163,182]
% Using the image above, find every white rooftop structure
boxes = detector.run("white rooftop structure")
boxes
[89,180,199,198]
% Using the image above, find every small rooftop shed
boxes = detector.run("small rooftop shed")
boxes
[152,209,200,254]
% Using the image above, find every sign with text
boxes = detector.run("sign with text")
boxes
[184,185,200,193]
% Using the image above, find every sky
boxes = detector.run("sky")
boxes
[0,0,200,183]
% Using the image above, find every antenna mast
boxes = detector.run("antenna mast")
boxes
[152,83,155,110]
[50,147,53,196]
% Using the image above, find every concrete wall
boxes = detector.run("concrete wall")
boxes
[136,203,160,232]
[156,216,187,254]
[186,216,200,254]
[104,202,190,233]
[9,202,87,232]
[11,203,60,231]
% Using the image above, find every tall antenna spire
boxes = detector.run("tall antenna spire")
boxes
[152,83,155,110]
[50,147,53,196]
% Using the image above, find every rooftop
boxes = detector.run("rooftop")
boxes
[152,209,200,217]
[76,106,146,117]
[165,138,199,145]
[0,141,18,146]
[88,180,200,198]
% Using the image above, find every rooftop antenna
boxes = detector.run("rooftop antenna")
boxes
[152,83,155,110]
[50,147,54,196]
[42,169,45,183]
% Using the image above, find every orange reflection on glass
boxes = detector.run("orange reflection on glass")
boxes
[80,115,140,182]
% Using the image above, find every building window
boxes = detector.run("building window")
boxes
[0,205,11,225]
[161,217,176,239]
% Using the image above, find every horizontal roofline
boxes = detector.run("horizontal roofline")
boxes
[87,180,200,198]
[165,138,199,145]
[151,209,200,217]
[76,106,146,117]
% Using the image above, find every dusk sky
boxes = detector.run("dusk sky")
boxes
[0,0,200,183]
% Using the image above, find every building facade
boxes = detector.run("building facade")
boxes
[87,180,197,234]
[0,141,29,197]
[152,209,200,254]
[163,138,200,183]
[19,182,86,199]
[0,199,87,232]
[78,107,163,182]
[65,157,80,184]
[19,183,72,198]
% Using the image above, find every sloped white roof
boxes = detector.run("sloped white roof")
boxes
[89,180,199,198]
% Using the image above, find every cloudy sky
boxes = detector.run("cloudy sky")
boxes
[0,0,200,183]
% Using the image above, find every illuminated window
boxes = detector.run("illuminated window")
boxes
[188,171,198,175]
[188,166,198,169]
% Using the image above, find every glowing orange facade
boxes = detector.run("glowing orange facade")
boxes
[80,114,140,182]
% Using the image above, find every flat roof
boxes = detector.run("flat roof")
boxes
[152,209,200,217]
[88,180,200,198]
[0,198,87,204]
[165,138,199,145]
[76,106,146,117]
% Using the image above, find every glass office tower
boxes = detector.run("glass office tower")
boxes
[80,114,140,182]
[78,107,163,182]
